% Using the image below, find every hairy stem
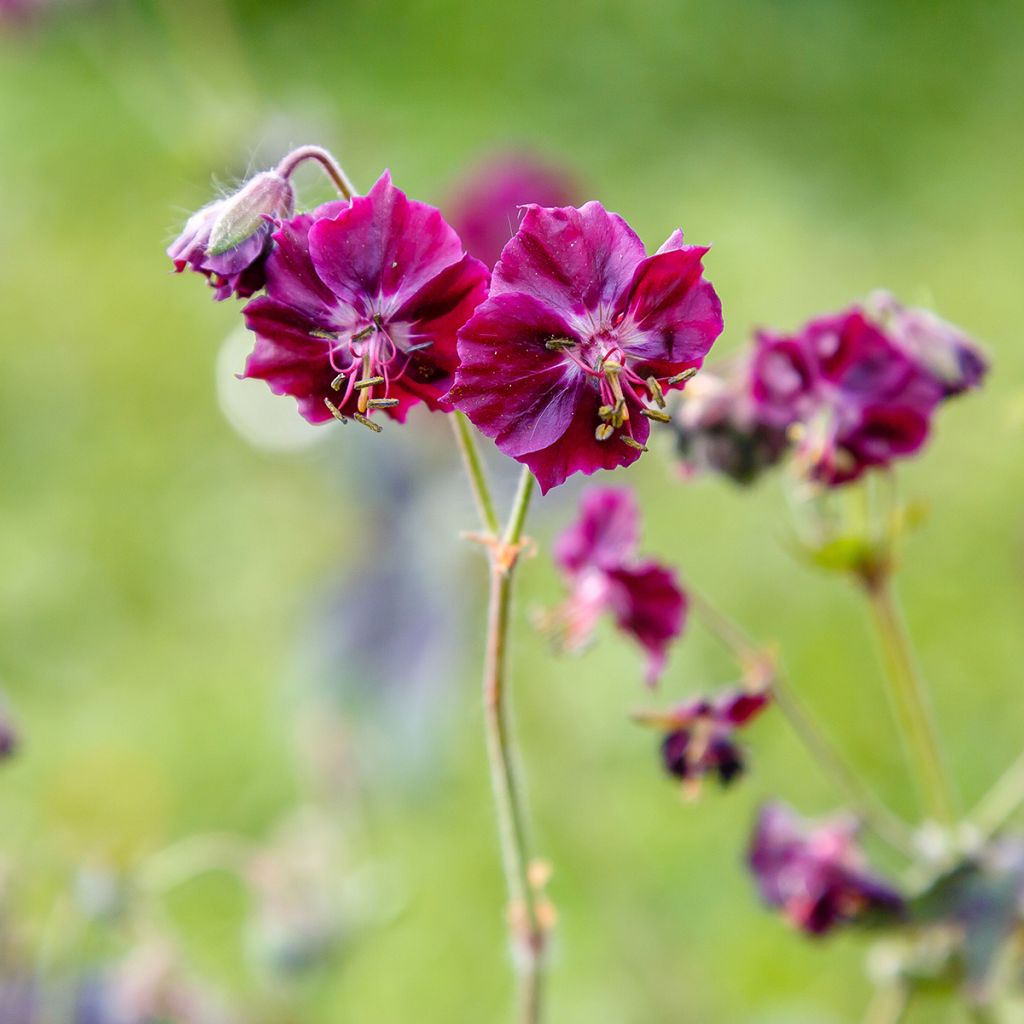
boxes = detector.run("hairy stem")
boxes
[863,577,957,826]
[452,428,545,1023]
[687,587,916,855]
[275,145,357,199]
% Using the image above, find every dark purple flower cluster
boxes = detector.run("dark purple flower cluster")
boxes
[674,298,986,487]
[748,802,905,936]
[656,687,771,790]
[548,487,686,684]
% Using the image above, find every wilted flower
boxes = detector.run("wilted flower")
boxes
[749,802,905,936]
[868,291,988,397]
[546,487,686,684]
[168,171,295,301]
[450,203,723,492]
[448,154,579,269]
[636,687,771,791]
[672,356,791,484]
[750,308,944,485]
[243,172,489,431]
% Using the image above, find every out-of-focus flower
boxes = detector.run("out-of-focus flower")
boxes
[672,356,791,484]
[750,309,944,485]
[748,802,905,936]
[636,687,771,792]
[447,154,579,269]
[546,487,686,684]
[0,707,17,761]
[168,171,295,301]
[867,291,989,397]
[450,203,722,492]
[243,172,488,430]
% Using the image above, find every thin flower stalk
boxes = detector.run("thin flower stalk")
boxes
[863,576,957,826]
[686,587,916,855]
[453,428,546,1023]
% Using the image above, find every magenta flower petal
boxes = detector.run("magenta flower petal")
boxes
[308,171,467,313]
[490,202,647,313]
[749,802,904,936]
[242,177,488,428]
[619,242,722,369]
[453,203,723,489]
[553,487,640,574]
[605,563,687,685]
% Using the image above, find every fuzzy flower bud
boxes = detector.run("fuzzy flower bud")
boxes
[168,171,295,301]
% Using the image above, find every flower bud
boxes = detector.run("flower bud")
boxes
[168,171,294,302]
[207,171,294,256]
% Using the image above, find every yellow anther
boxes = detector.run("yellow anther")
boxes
[667,367,698,386]
[354,376,385,390]
[352,412,383,433]
[619,436,648,452]
[323,397,348,423]
[646,375,666,407]
[330,373,346,391]
[641,407,671,423]
[595,423,614,441]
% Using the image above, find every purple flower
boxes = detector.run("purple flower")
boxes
[750,308,944,485]
[547,487,686,684]
[748,802,905,936]
[168,171,295,301]
[242,172,489,429]
[868,291,989,397]
[449,203,723,493]
[673,356,791,485]
[448,155,579,269]
[653,687,771,790]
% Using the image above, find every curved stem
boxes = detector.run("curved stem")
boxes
[687,587,916,856]
[275,145,357,199]
[863,577,957,826]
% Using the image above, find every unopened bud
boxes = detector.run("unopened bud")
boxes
[207,172,295,257]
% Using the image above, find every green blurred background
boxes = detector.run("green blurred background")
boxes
[2,1,1023,1020]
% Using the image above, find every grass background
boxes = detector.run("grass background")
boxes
[1,1,1023,1020]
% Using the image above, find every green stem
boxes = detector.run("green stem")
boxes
[275,145,357,200]
[451,412,500,536]
[451,425,545,1023]
[970,746,1024,839]
[687,588,916,856]
[863,985,910,1024]
[863,577,957,825]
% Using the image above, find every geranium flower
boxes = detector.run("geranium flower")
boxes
[868,291,989,397]
[635,687,771,791]
[168,171,295,301]
[242,172,489,430]
[750,308,944,485]
[546,487,686,684]
[748,802,905,936]
[449,203,723,493]
[448,154,579,269]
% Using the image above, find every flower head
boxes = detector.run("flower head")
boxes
[672,356,791,485]
[546,487,685,684]
[751,308,944,485]
[448,155,579,269]
[449,203,723,493]
[649,687,771,791]
[868,291,988,397]
[168,171,295,301]
[748,802,905,936]
[242,172,489,430]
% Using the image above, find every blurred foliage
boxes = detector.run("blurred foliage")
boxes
[1,0,1023,1021]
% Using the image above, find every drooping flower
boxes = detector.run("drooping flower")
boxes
[636,687,771,791]
[168,171,295,301]
[867,291,989,397]
[447,154,579,269]
[546,487,686,684]
[748,802,905,936]
[750,308,944,485]
[672,356,791,485]
[242,172,489,430]
[449,203,723,493]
